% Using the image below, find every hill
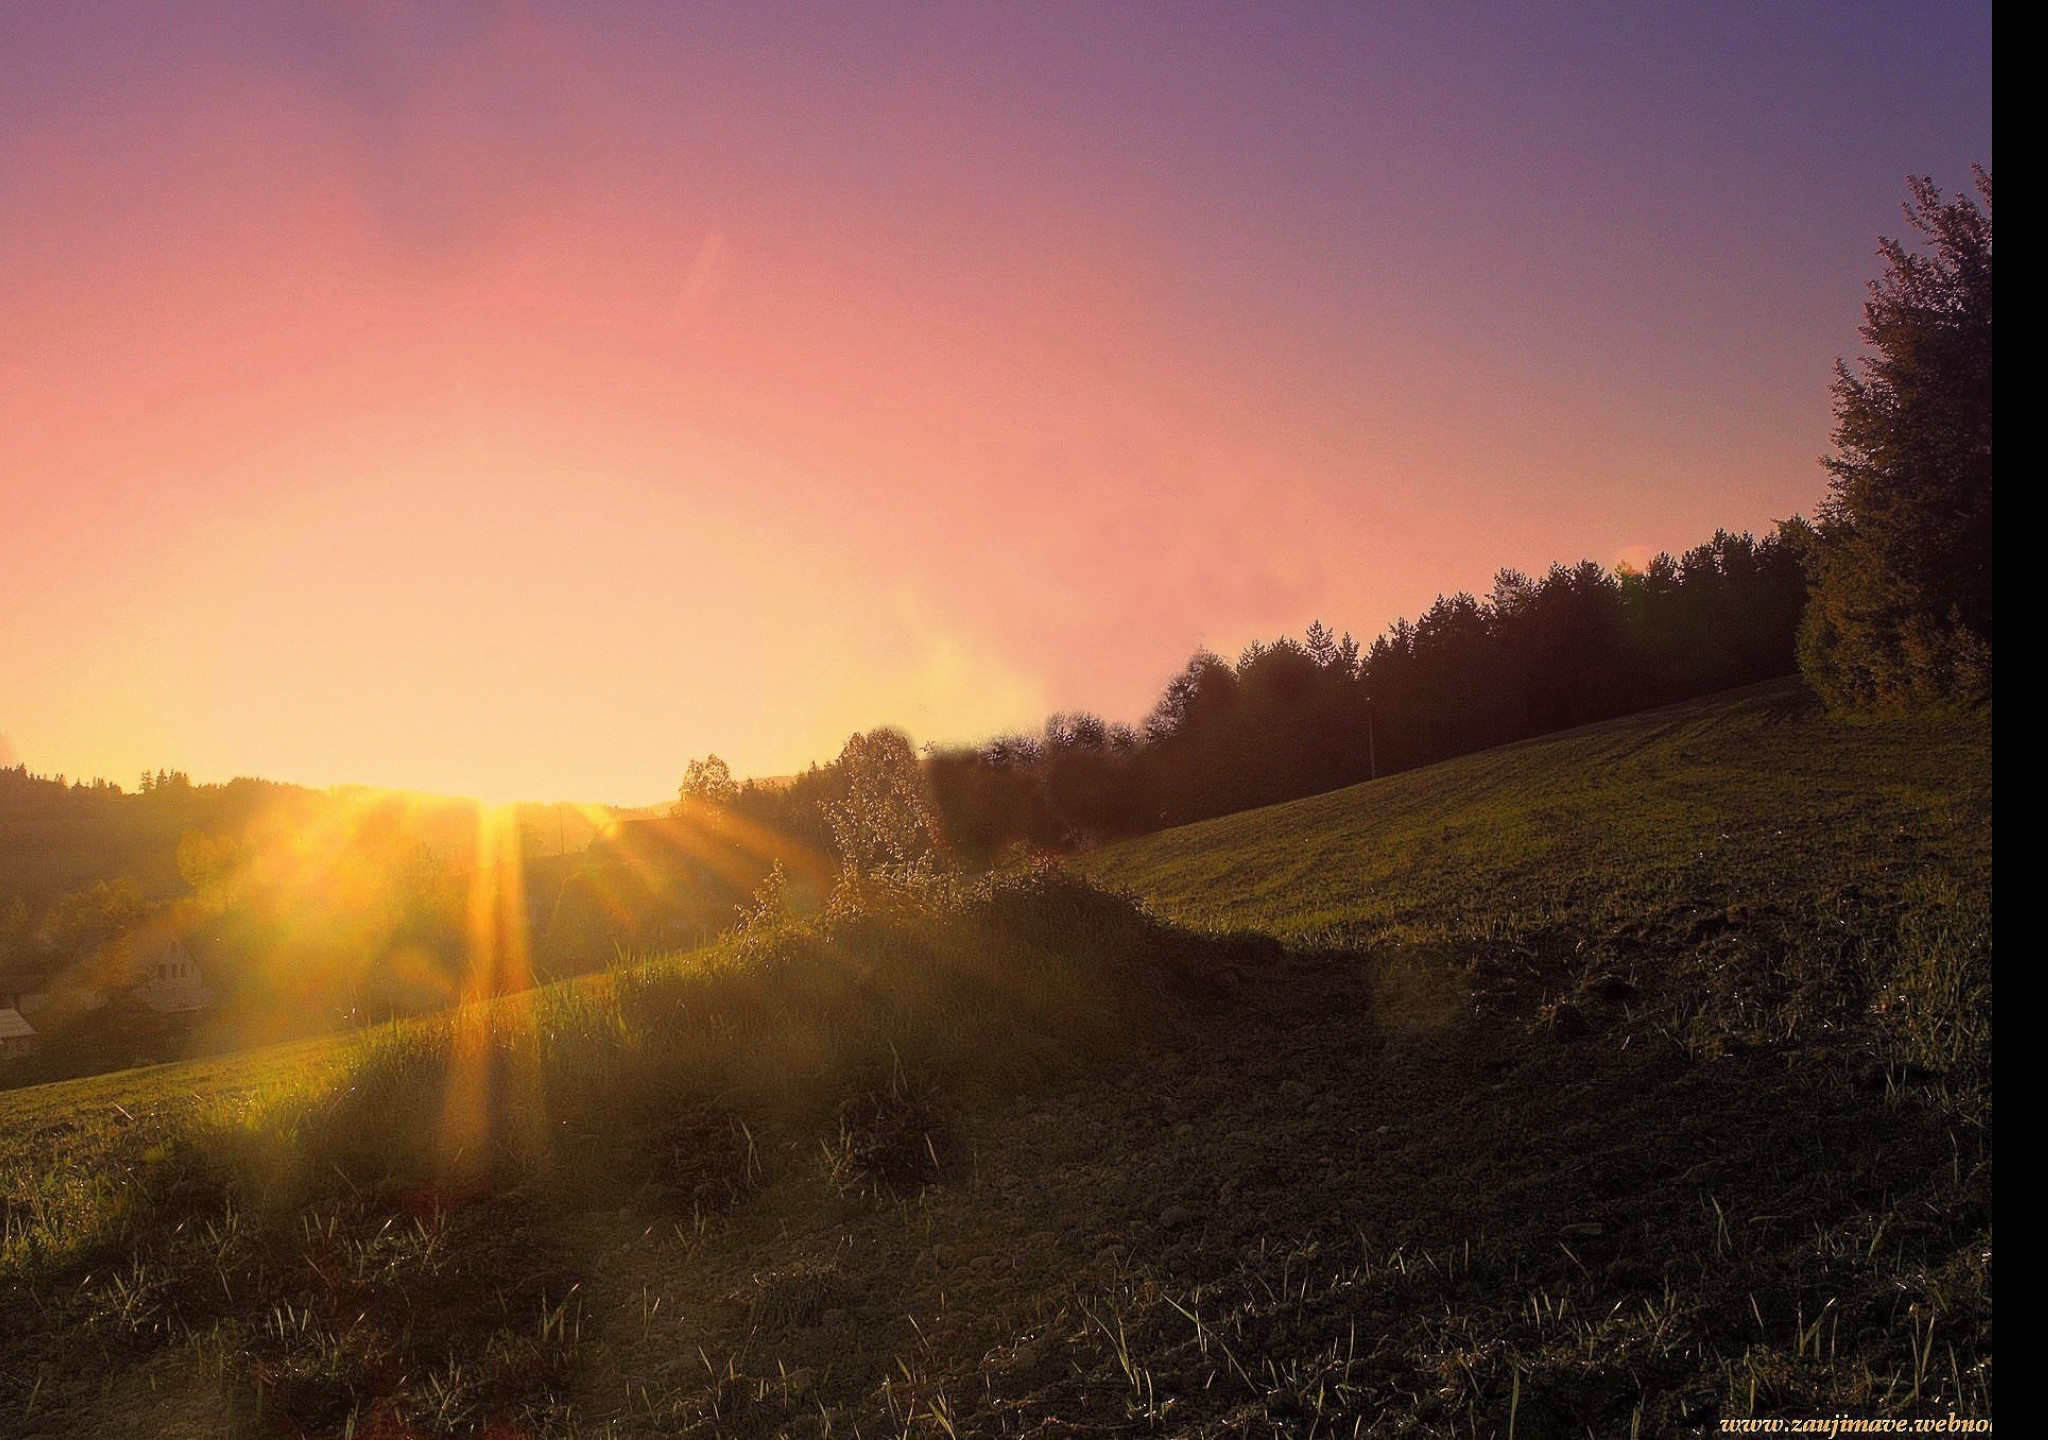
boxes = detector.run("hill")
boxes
[1,682,1993,1436]
[0,771,692,1089]
[1081,678,1989,961]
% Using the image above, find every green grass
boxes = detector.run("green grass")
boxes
[0,867,1237,1435]
[1083,680,1988,949]
[1085,679,1992,1073]
[0,681,1993,1436]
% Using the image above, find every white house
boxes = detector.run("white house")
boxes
[127,932,216,1014]
[0,928,217,1027]
[0,1006,36,1061]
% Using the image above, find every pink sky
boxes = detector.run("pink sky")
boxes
[1,4,1992,801]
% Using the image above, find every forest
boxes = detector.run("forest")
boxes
[716,525,1810,859]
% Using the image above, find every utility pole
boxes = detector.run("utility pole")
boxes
[1367,696,1378,781]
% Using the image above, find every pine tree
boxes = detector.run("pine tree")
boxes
[1800,170,1993,708]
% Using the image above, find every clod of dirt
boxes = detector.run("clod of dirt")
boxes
[1587,974,1638,1003]
[743,1261,856,1329]
[1539,1000,1591,1039]
[662,1104,763,1211]
[825,1070,946,1195]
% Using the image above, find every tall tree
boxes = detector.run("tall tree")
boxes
[1800,171,1993,708]
[676,754,739,811]
[823,730,945,881]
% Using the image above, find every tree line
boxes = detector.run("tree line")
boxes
[702,170,1991,866]
[702,525,1809,861]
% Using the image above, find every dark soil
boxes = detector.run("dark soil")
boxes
[562,944,1989,1436]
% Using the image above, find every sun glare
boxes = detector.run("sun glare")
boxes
[435,801,542,1181]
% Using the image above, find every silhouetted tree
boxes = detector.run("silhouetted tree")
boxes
[676,754,739,811]
[1800,170,1993,709]
[673,519,1813,874]
[824,730,946,885]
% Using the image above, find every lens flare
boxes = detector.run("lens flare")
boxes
[437,802,543,1183]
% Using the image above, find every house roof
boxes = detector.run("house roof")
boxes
[0,1007,35,1040]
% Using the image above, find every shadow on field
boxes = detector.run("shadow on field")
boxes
[794,930,1990,1437]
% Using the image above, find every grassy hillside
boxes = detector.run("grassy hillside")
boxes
[1084,679,1988,949]
[1,682,1992,1436]
[1086,679,1992,1071]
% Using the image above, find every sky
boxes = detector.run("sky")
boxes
[1,2,1993,803]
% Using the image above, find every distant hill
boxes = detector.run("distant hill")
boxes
[0,779,628,911]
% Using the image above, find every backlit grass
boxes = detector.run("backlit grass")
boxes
[0,866,1233,1434]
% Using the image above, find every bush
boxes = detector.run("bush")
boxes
[824,1060,946,1196]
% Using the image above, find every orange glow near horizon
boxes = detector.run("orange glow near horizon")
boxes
[1,6,1992,804]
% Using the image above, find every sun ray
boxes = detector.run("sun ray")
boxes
[436,802,544,1185]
